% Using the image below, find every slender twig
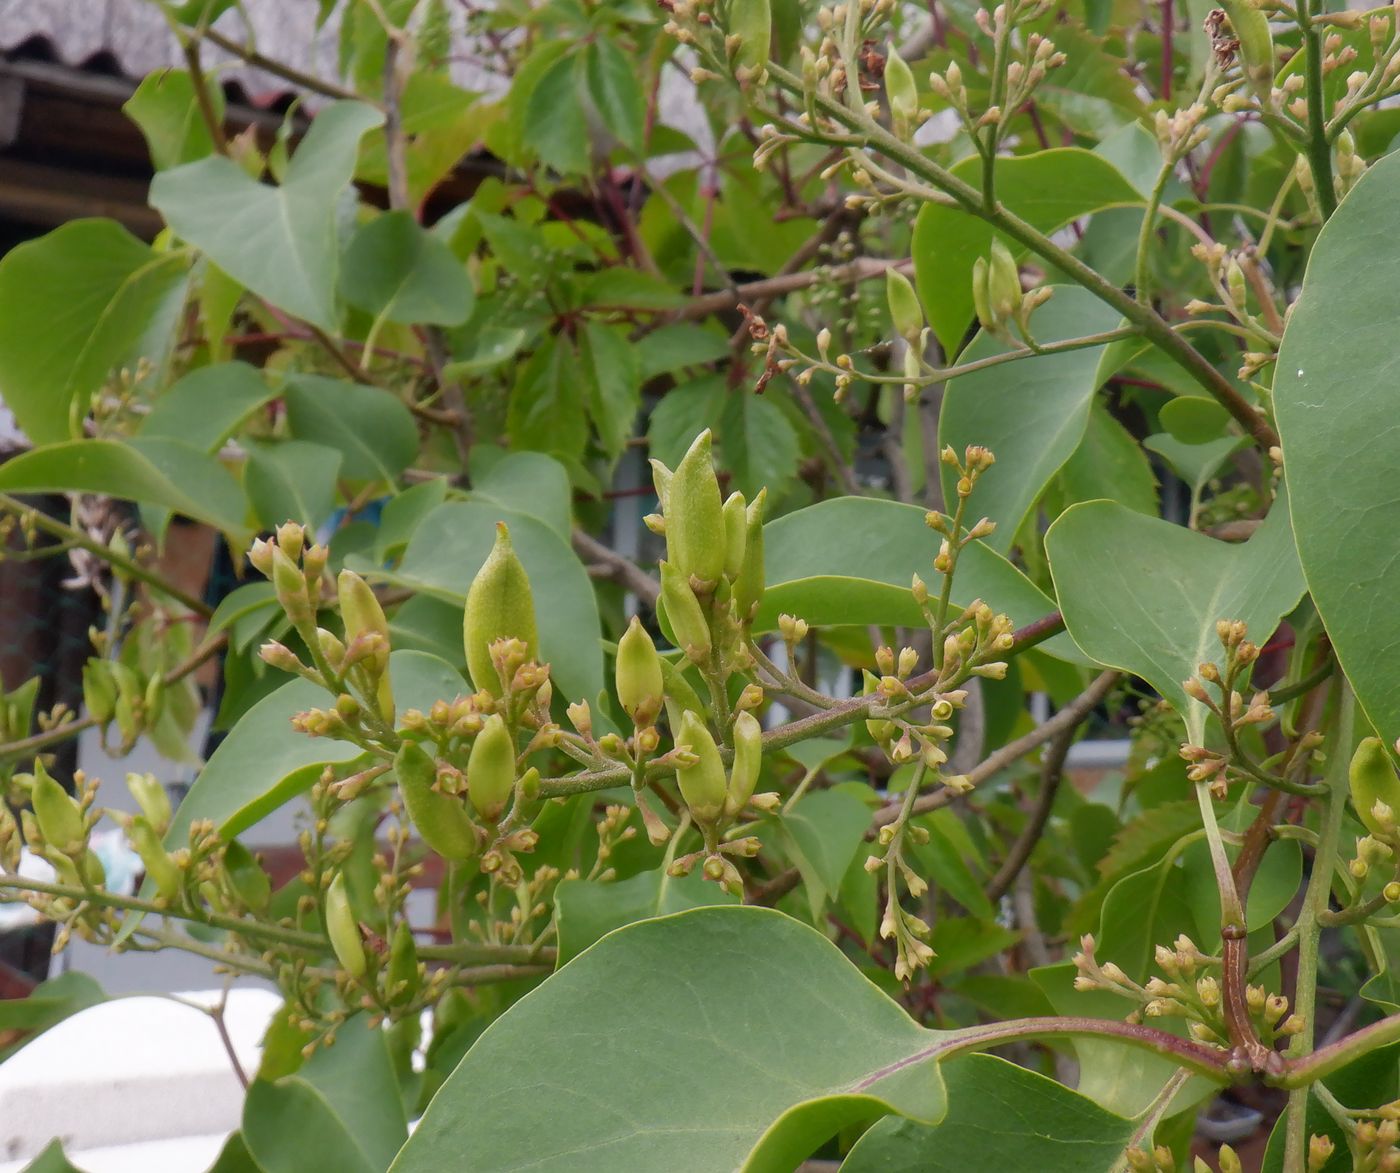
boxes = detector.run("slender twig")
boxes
[985,721,1077,901]
[202,27,370,105]
[571,530,659,605]
[0,494,213,617]
[762,62,1279,450]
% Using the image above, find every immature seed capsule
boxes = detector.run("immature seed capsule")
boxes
[675,710,727,825]
[987,239,1022,324]
[722,492,748,582]
[885,267,923,343]
[732,489,766,621]
[467,714,517,822]
[395,741,477,861]
[616,616,665,727]
[82,660,116,726]
[338,569,390,672]
[659,561,712,662]
[325,873,366,978]
[30,761,85,853]
[1349,737,1400,837]
[661,431,726,585]
[270,546,311,628]
[463,524,538,695]
[126,772,172,836]
[726,711,763,816]
[386,921,420,1007]
[127,816,182,902]
[884,45,918,124]
[222,840,271,911]
[971,256,994,331]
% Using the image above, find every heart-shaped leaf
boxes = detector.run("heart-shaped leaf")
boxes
[151,101,384,331]
[390,905,953,1173]
[0,219,190,444]
[1046,499,1305,738]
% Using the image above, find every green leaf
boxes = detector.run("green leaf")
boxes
[1051,401,1157,516]
[204,1132,262,1173]
[774,787,872,919]
[912,149,1139,352]
[0,972,105,1062]
[365,501,604,701]
[579,321,642,459]
[580,269,688,312]
[1142,432,1244,496]
[720,391,801,500]
[124,68,224,169]
[635,324,728,379]
[1095,847,1202,981]
[509,335,588,460]
[938,287,1123,550]
[0,219,190,444]
[340,210,474,326]
[140,362,278,453]
[841,1054,1134,1172]
[522,50,589,174]
[376,478,451,562]
[647,376,726,468]
[150,101,384,331]
[756,497,1083,662]
[244,440,343,531]
[18,1141,85,1173]
[390,906,953,1173]
[1160,396,1230,444]
[165,650,464,845]
[554,866,738,965]
[1276,149,1400,741]
[1046,499,1305,738]
[468,450,573,541]
[583,39,644,151]
[0,439,248,538]
[283,375,418,483]
[244,1016,408,1173]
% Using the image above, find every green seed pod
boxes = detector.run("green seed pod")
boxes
[666,430,726,585]
[386,921,420,1007]
[222,840,271,911]
[395,741,477,861]
[467,714,517,822]
[338,569,390,673]
[325,873,366,978]
[82,660,116,726]
[463,523,539,695]
[885,267,923,343]
[128,815,182,902]
[126,772,172,836]
[731,0,771,80]
[1217,0,1275,96]
[732,489,767,622]
[675,710,727,824]
[722,491,748,582]
[659,561,712,662]
[30,761,85,853]
[726,710,763,816]
[971,256,994,331]
[660,658,707,731]
[987,239,1022,323]
[884,46,918,124]
[0,802,21,872]
[271,546,311,628]
[862,671,896,745]
[616,616,665,727]
[1349,737,1400,837]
